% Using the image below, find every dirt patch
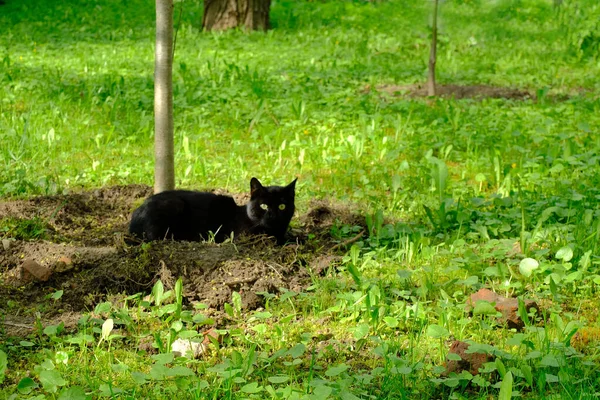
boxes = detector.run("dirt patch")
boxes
[0,184,152,246]
[375,83,534,100]
[0,187,365,335]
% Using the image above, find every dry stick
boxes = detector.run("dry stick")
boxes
[331,230,365,252]
[224,277,257,287]
[3,321,34,329]
[265,262,284,279]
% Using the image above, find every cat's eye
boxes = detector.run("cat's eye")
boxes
[260,204,268,210]
[278,204,286,210]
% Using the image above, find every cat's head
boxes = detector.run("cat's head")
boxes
[246,177,297,235]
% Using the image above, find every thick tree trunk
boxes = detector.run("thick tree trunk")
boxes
[203,0,271,31]
[427,0,439,97]
[154,0,175,193]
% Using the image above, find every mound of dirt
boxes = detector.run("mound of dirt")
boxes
[376,84,534,100]
[0,186,364,333]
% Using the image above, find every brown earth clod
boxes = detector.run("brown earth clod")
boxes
[466,288,541,331]
[444,340,495,376]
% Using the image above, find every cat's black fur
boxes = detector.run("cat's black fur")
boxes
[128,177,297,244]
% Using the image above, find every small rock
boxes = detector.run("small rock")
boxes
[21,258,52,282]
[2,239,11,251]
[445,341,494,376]
[203,328,222,345]
[467,288,540,331]
[171,338,206,358]
[466,288,500,307]
[494,297,540,331]
[55,256,74,273]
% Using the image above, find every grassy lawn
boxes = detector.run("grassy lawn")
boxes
[1,0,600,398]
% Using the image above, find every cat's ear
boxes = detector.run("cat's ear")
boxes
[250,177,264,196]
[286,178,298,192]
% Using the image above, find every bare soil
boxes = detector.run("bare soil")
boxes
[0,186,364,334]
[375,83,534,100]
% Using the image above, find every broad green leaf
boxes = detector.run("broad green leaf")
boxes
[17,377,38,394]
[347,262,361,286]
[397,366,412,375]
[152,280,165,306]
[426,324,449,338]
[20,341,35,347]
[253,311,272,319]
[41,359,55,370]
[325,363,349,377]
[540,354,560,368]
[498,371,513,400]
[39,370,66,391]
[287,343,306,358]
[267,375,289,384]
[383,316,399,328]
[167,366,195,377]
[0,350,6,383]
[171,320,183,332]
[517,298,530,328]
[555,246,573,262]
[521,364,533,386]
[131,372,148,385]
[579,250,591,271]
[99,383,123,396]
[150,353,174,365]
[353,323,370,340]
[495,358,507,378]
[149,364,170,380]
[232,291,242,315]
[94,301,111,315]
[442,377,460,388]
[460,276,479,286]
[50,290,64,300]
[341,392,362,400]
[241,382,263,394]
[44,324,60,336]
[473,301,497,315]
[58,386,86,400]
[224,303,234,318]
[313,384,333,398]
[192,313,213,325]
[177,329,200,339]
[251,323,267,334]
[519,258,539,277]
[396,269,413,279]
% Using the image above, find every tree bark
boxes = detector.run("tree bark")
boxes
[203,0,271,32]
[427,0,439,97]
[154,0,175,193]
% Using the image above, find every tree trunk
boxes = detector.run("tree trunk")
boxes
[427,0,439,97]
[203,0,271,32]
[154,0,175,193]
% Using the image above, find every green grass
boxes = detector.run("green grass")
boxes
[2,0,600,398]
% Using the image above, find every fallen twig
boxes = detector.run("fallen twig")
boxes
[224,277,257,287]
[3,321,34,330]
[331,230,365,252]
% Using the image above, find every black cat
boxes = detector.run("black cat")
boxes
[128,177,297,244]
